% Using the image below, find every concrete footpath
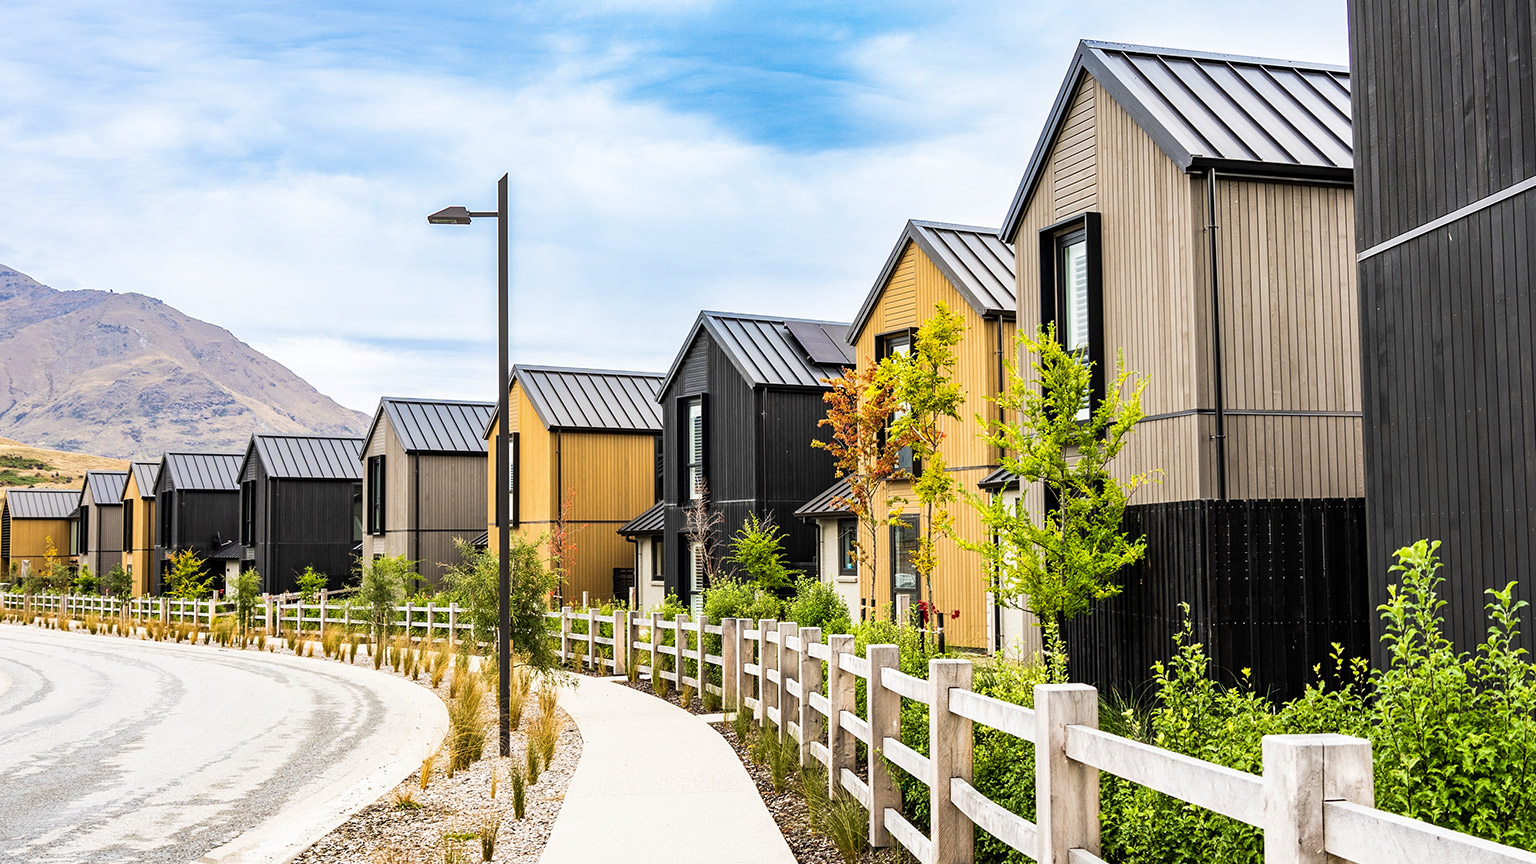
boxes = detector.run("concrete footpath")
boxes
[540,677,795,864]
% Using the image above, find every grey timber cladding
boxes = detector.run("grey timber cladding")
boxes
[662,311,855,394]
[84,471,128,505]
[618,500,665,535]
[850,220,1017,340]
[516,366,663,432]
[162,453,243,491]
[794,479,852,520]
[1002,39,1353,239]
[6,488,81,519]
[378,397,495,453]
[248,435,364,480]
[131,462,161,499]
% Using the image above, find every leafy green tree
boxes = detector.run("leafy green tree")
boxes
[784,575,852,634]
[886,303,967,633]
[233,568,262,640]
[358,555,409,643]
[963,324,1152,666]
[297,566,327,605]
[164,549,213,600]
[73,564,99,595]
[102,563,132,599]
[441,537,562,676]
[727,513,797,591]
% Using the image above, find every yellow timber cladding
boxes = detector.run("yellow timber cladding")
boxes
[850,236,1016,650]
[120,468,155,596]
[487,368,663,605]
[1009,74,1362,505]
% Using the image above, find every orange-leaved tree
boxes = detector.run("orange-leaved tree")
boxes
[547,489,588,605]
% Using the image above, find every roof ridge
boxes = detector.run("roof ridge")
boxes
[698,309,852,327]
[380,396,496,406]
[515,364,664,379]
[1079,39,1350,72]
[910,218,1006,234]
[252,433,365,440]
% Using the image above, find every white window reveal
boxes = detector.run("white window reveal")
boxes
[686,400,704,500]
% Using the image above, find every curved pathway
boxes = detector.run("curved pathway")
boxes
[541,676,794,864]
[0,623,446,864]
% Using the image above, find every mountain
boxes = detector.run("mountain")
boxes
[0,264,368,459]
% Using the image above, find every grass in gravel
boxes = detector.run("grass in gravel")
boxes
[447,674,488,773]
[477,812,502,861]
[509,763,527,818]
[824,795,869,864]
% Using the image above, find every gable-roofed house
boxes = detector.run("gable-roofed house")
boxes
[152,453,243,593]
[239,435,364,595]
[1000,40,1367,696]
[120,461,160,595]
[1,488,80,581]
[77,470,127,580]
[488,366,662,605]
[362,397,495,586]
[642,311,852,614]
[796,220,1018,650]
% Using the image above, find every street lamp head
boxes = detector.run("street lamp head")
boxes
[427,205,473,225]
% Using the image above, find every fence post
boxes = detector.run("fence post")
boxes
[722,618,740,711]
[826,633,855,800]
[447,604,457,647]
[587,606,598,671]
[866,643,901,847]
[613,608,628,677]
[759,618,777,729]
[695,615,706,693]
[777,620,796,742]
[581,590,589,610]
[560,606,572,663]
[930,659,975,864]
[1035,683,1099,864]
[1262,734,1374,864]
[798,626,823,768]
[628,586,636,609]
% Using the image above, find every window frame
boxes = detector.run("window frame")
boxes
[651,536,666,586]
[240,480,256,544]
[835,518,858,581]
[682,396,707,501]
[510,431,521,528]
[365,455,385,536]
[875,328,920,476]
[1038,212,1106,418]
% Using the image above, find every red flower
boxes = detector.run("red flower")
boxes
[951,609,961,620]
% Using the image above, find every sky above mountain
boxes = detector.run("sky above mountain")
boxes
[0,1,1348,413]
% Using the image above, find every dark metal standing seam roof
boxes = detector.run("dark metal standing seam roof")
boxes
[516,366,664,432]
[661,311,856,395]
[794,479,854,520]
[850,220,1018,342]
[1001,40,1353,241]
[617,501,666,536]
[83,471,128,506]
[371,397,495,454]
[130,461,161,499]
[162,453,244,491]
[6,488,84,519]
[249,435,364,480]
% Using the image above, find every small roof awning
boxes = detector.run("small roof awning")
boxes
[618,501,665,536]
[977,467,1019,492]
[210,541,243,561]
[469,531,488,549]
[794,479,853,521]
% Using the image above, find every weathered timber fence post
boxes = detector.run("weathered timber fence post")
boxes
[1262,734,1374,864]
[721,618,740,711]
[759,618,777,729]
[587,606,598,671]
[826,633,856,800]
[560,606,572,664]
[930,658,975,864]
[798,626,823,768]
[447,603,457,647]
[866,643,901,848]
[627,586,636,609]
[694,615,706,692]
[777,620,796,742]
[1035,683,1099,864]
[613,608,628,676]
[650,611,663,682]
[581,590,589,610]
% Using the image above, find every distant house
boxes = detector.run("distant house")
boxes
[77,470,128,579]
[797,220,1017,649]
[486,366,662,604]
[998,40,1364,695]
[120,461,160,596]
[238,434,364,595]
[2,488,82,580]
[362,397,495,586]
[617,502,665,610]
[646,311,851,613]
[152,453,243,594]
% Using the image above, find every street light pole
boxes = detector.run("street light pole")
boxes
[428,174,512,757]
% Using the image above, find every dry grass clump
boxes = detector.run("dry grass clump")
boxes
[476,811,503,861]
[431,643,451,688]
[372,843,414,864]
[322,627,344,659]
[447,672,488,773]
[390,786,422,810]
[419,752,435,791]
[509,762,527,818]
[824,795,869,864]
[524,739,542,786]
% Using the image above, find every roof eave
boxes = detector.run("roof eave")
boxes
[1186,157,1353,185]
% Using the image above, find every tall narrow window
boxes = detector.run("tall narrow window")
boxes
[240,480,256,544]
[1041,213,1104,421]
[366,455,385,535]
[837,519,858,577]
[689,540,705,615]
[878,331,916,474]
[652,537,666,583]
[891,516,919,596]
[122,499,134,551]
[653,434,664,503]
[159,491,173,548]
[1059,229,1090,420]
[685,399,705,500]
[351,483,363,543]
[510,432,520,527]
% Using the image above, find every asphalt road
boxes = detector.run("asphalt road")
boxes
[0,623,446,864]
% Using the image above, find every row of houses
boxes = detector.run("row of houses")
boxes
[9,16,1524,698]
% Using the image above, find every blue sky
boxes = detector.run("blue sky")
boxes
[0,0,1349,413]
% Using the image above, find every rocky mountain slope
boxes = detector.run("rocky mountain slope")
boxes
[0,264,367,459]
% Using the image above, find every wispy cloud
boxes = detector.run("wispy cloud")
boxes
[0,0,1347,412]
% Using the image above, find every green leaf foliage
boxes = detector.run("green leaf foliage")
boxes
[727,513,798,591]
[441,537,562,676]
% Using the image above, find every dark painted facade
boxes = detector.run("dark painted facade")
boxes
[1350,0,1536,656]
[151,454,243,594]
[238,435,364,595]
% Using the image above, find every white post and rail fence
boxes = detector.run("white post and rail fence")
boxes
[6,591,1533,864]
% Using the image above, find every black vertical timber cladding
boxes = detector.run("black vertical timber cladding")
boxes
[1351,0,1536,660]
[1063,498,1369,701]
[657,329,840,605]
[242,453,361,595]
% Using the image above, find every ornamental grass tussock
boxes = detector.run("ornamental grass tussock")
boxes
[447,673,488,773]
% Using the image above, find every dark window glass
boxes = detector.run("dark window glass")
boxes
[685,399,704,500]
[891,516,919,593]
[652,537,665,581]
[366,455,386,535]
[837,519,857,575]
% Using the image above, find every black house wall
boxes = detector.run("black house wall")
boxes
[1350,0,1536,658]
[260,479,359,595]
[153,490,239,594]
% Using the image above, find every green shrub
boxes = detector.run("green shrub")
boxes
[784,575,852,634]
[727,513,797,591]
[703,580,781,624]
